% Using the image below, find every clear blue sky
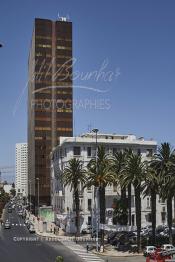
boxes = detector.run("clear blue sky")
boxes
[0,0,175,173]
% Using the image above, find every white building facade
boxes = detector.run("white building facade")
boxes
[15,143,28,197]
[51,133,170,230]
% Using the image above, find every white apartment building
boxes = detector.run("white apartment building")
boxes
[15,143,28,197]
[51,133,169,230]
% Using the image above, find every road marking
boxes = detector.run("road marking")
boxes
[60,241,104,262]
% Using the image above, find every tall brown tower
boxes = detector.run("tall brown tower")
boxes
[28,18,73,209]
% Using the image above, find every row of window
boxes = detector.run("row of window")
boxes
[34,108,72,113]
[73,147,153,157]
[35,127,72,132]
[35,117,72,122]
[36,44,72,50]
[35,36,72,42]
[35,80,72,85]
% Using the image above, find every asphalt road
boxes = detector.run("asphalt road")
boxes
[0,208,83,262]
[98,256,146,262]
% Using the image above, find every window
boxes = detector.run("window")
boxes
[146,149,153,157]
[146,213,152,222]
[56,46,72,50]
[113,148,117,155]
[87,186,92,192]
[131,196,135,208]
[73,147,81,156]
[87,147,91,157]
[146,197,151,208]
[88,199,92,211]
[137,149,141,155]
[113,184,117,192]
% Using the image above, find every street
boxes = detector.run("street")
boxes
[0,208,82,262]
[0,207,146,262]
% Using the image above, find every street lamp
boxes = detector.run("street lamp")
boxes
[36,178,40,215]
[92,128,99,251]
[29,180,32,213]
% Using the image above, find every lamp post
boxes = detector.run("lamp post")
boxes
[29,180,32,213]
[36,178,40,215]
[92,128,99,251]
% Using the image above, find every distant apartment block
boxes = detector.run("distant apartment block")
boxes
[15,143,28,197]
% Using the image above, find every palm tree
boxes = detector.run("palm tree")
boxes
[112,151,128,224]
[121,153,145,252]
[125,149,133,226]
[62,158,87,235]
[85,146,114,252]
[151,143,175,244]
[142,164,159,245]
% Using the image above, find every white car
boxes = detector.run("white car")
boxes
[29,224,35,233]
[161,244,175,251]
[143,246,157,257]
[4,221,11,229]
[81,225,92,234]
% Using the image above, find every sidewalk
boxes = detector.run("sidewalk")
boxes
[93,248,143,257]
[27,212,143,258]
[34,227,143,258]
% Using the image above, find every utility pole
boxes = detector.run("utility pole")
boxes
[92,128,99,251]
[36,178,39,215]
[29,180,32,213]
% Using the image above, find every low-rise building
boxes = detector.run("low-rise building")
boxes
[3,184,12,194]
[51,132,169,230]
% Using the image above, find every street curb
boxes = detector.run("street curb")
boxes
[92,250,143,258]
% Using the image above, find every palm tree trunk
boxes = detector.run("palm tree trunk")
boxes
[99,186,105,252]
[121,186,126,204]
[174,194,175,221]
[128,183,131,226]
[167,196,173,244]
[151,190,156,245]
[74,189,80,236]
[135,185,141,252]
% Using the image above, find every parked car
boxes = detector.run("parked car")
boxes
[160,228,175,237]
[161,244,175,251]
[91,229,102,238]
[81,225,92,234]
[107,231,118,243]
[143,246,157,257]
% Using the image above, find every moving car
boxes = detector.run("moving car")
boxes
[18,210,23,216]
[8,207,12,213]
[29,224,35,233]
[143,246,157,257]
[4,221,11,229]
